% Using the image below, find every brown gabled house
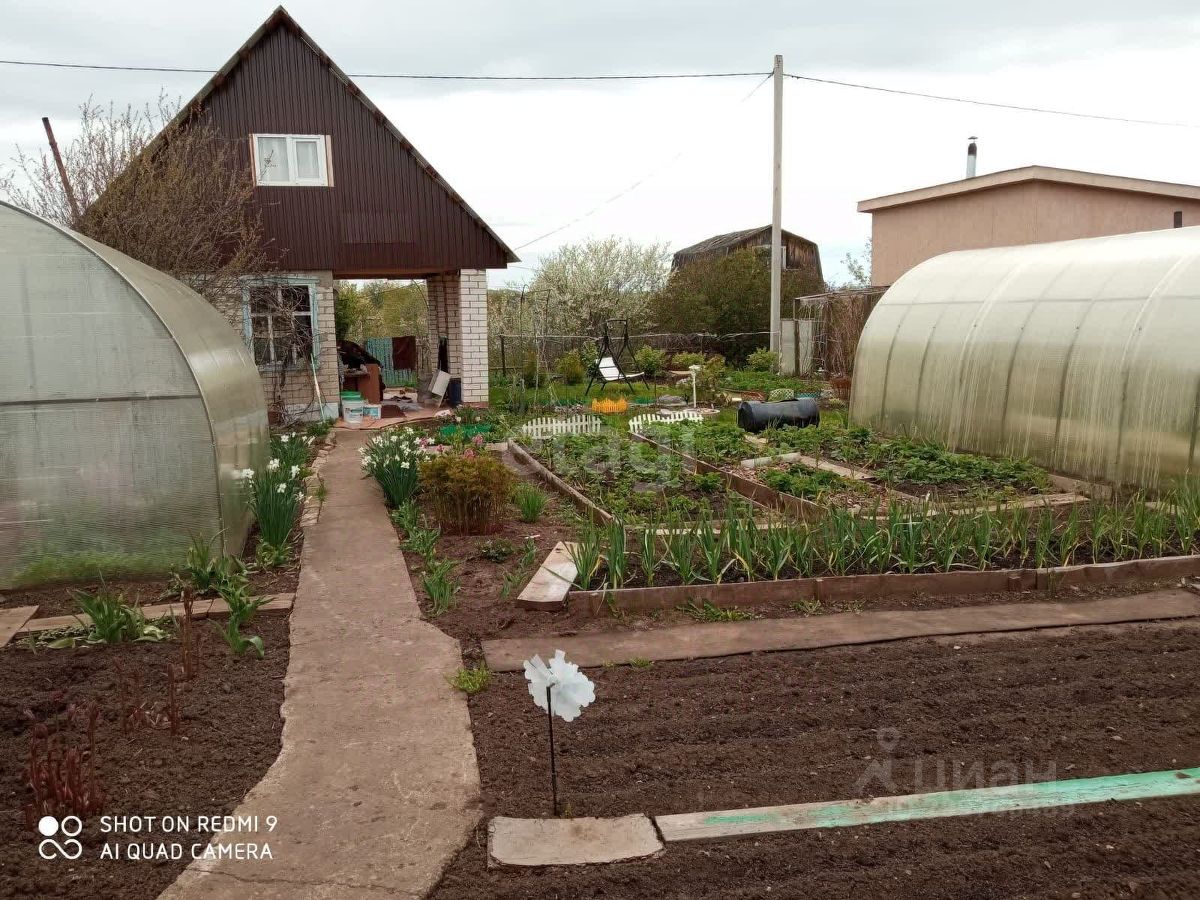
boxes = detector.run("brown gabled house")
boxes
[170,6,515,416]
[671,226,823,282]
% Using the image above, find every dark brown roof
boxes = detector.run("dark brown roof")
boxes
[673,225,816,264]
[169,6,516,276]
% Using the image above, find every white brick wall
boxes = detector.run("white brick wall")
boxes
[426,269,490,406]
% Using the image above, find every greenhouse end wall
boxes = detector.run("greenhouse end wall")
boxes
[850,226,1200,489]
[0,202,268,587]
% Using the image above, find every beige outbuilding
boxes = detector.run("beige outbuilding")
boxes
[859,166,1200,286]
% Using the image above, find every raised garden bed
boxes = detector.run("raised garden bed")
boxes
[0,612,289,899]
[521,431,763,526]
[432,624,1200,898]
[643,418,1057,512]
[563,486,1200,613]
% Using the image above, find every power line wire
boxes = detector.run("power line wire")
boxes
[3,55,1192,127]
[0,58,763,80]
[784,71,1199,128]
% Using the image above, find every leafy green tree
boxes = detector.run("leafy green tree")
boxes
[652,248,823,363]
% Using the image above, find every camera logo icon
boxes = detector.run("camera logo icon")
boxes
[37,815,84,860]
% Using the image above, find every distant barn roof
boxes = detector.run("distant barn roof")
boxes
[673,226,818,268]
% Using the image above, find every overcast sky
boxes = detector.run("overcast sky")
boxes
[3,0,1199,286]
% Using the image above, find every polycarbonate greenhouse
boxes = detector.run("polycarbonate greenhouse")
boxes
[851,226,1200,489]
[0,201,268,588]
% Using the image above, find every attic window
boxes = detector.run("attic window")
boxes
[252,134,329,186]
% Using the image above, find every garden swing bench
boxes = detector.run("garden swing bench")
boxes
[584,319,649,395]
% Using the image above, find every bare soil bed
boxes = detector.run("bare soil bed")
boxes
[0,613,289,899]
[433,622,1200,898]
[402,453,578,648]
[448,578,1184,645]
[0,533,302,620]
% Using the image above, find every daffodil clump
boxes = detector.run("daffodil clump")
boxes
[360,428,428,507]
[235,452,305,561]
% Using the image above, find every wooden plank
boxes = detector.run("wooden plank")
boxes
[579,577,818,616]
[739,450,877,482]
[0,606,38,646]
[517,542,577,611]
[655,767,1200,842]
[944,492,1089,514]
[1039,555,1200,589]
[15,593,294,635]
[509,440,613,525]
[483,589,1200,671]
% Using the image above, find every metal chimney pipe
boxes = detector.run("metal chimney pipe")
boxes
[966,136,978,178]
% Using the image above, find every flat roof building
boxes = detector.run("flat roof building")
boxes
[858,165,1200,286]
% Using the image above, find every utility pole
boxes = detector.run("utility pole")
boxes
[769,54,783,362]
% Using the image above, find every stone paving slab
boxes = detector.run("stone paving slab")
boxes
[483,590,1200,671]
[488,815,663,867]
[160,430,479,900]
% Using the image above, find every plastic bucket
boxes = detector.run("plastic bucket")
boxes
[342,396,364,424]
[362,402,382,419]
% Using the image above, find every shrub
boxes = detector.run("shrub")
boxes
[694,355,727,404]
[556,349,586,385]
[513,483,548,523]
[420,451,515,534]
[746,348,779,372]
[633,346,668,379]
[672,351,705,369]
[360,428,426,507]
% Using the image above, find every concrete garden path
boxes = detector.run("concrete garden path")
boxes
[483,589,1200,671]
[162,431,479,900]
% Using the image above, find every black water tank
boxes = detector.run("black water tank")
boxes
[737,398,820,433]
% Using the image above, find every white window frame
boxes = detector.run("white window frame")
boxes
[251,134,330,186]
[240,276,320,370]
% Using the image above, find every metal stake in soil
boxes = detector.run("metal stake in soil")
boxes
[546,684,559,817]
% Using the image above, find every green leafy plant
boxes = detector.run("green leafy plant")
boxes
[628,657,654,669]
[448,664,491,694]
[390,501,420,534]
[500,538,541,602]
[567,526,605,590]
[270,432,313,473]
[555,349,586,385]
[746,348,779,372]
[420,451,515,534]
[513,482,549,523]
[691,472,724,493]
[240,457,304,548]
[403,522,441,563]
[680,600,757,622]
[59,589,169,647]
[422,558,460,616]
[305,419,333,440]
[671,351,705,369]
[479,538,515,562]
[633,346,668,379]
[790,597,822,616]
[210,576,270,658]
[604,520,629,589]
[360,427,426,507]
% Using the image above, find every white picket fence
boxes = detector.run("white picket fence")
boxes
[627,409,704,434]
[520,414,605,440]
